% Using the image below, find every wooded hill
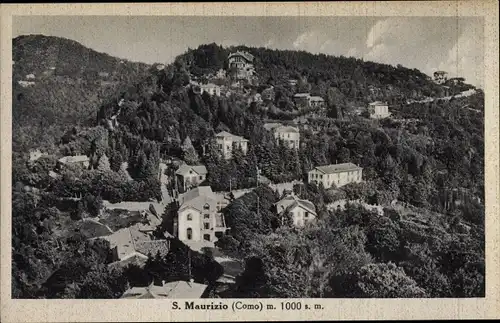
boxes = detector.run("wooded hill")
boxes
[12,35,152,154]
[12,39,484,298]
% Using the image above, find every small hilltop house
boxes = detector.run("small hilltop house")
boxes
[215,131,249,159]
[264,123,300,149]
[275,194,317,228]
[367,101,390,119]
[175,164,208,192]
[228,51,255,79]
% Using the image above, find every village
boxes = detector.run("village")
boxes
[23,48,479,299]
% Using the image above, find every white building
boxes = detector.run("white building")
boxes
[215,131,249,159]
[57,155,90,169]
[308,163,363,189]
[175,164,208,192]
[177,186,228,248]
[275,195,317,228]
[293,93,325,109]
[264,123,300,149]
[228,51,255,79]
[200,83,221,96]
[367,101,390,119]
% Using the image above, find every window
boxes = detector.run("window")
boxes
[187,213,192,221]
[204,223,210,230]
[305,212,309,218]
[189,170,193,174]
[203,203,210,210]
[199,176,203,180]
[187,228,193,240]
[218,144,223,150]
[204,214,210,219]
[204,234,211,241]
[287,134,290,138]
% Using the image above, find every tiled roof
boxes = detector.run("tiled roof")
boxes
[215,131,249,142]
[121,281,208,299]
[135,240,170,258]
[263,123,283,131]
[228,51,254,62]
[309,96,324,101]
[175,164,208,176]
[179,186,218,213]
[368,101,388,106]
[314,163,362,174]
[58,155,89,164]
[274,125,299,133]
[275,195,317,215]
[102,223,168,260]
[293,93,310,98]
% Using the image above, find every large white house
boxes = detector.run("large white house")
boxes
[367,101,390,119]
[215,131,249,159]
[293,93,325,109]
[308,163,363,189]
[199,83,221,96]
[228,51,255,79]
[264,123,300,149]
[177,186,228,249]
[175,164,208,192]
[275,195,317,228]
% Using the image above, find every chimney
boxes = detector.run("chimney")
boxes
[189,278,194,284]
[162,280,166,286]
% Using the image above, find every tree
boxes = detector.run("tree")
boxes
[97,154,111,171]
[356,263,427,298]
[181,136,200,164]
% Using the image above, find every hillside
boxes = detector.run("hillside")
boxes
[12,41,484,299]
[12,35,152,154]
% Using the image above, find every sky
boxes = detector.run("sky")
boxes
[13,16,484,87]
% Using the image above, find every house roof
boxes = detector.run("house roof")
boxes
[368,101,388,106]
[228,51,254,62]
[121,280,208,299]
[274,125,300,133]
[275,195,317,215]
[293,93,310,98]
[135,240,170,258]
[58,155,89,164]
[313,163,362,174]
[175,164,208,176]
[309,96,324,101]
[102,223,168,260]
[263,122,283,131]
[179,186,218,212]
[215,131,249,142]
[102,201,163,227]
[200,83,220,89]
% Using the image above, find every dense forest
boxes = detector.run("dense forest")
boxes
[12,38,484,298]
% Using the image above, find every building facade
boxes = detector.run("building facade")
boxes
[175,164,208,192]
[308,163,363,189]
[293,93,325,109]
[57,155,90,169]
[200,83,221,96]
[264,123,300,149]
[177,186,228,248]
[275,195,317,228]
[367,101,390,119]
[215,131,249,159]
[228,51,255,79]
